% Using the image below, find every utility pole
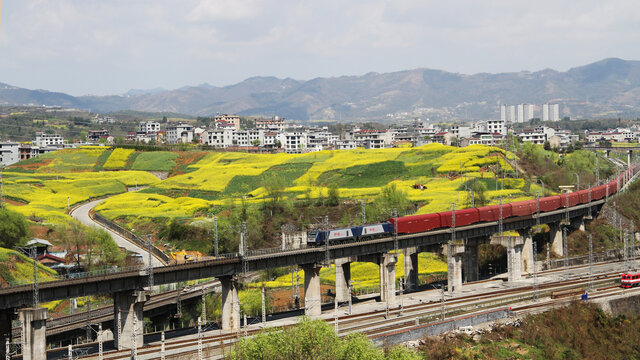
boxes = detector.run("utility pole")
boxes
[161,332,166,360]
[261,287,266,325]
[98,323,103,360]
[348,280,352,315]
[197,317,203,360]
[201,291,206,323]
[440,286,445,320]
[147,235,153,289]
[131,311,137,360]
[596,155,600,185]
[324,216,329,266]
[563,227,568,272]
[532,241,538,301]
[214,216,219,257]
[588,234,593,292]
[361,200,366,225]
[393,208,398,254]
[624,230,630,273]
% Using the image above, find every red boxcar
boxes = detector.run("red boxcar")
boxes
[577,189,590,204]
[477,204,513,222]
[591,184,606,200]
[392,213,442,234]
[511,199,537,217]
[438,208,480,228]
[538,196,562,212]
[566,192,581,207]
[608,180,618,194]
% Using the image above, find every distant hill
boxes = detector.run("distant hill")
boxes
[3,58,640,121]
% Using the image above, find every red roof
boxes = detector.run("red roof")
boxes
[37,253,66,263]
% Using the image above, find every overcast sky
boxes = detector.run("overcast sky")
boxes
[2,0,640,96]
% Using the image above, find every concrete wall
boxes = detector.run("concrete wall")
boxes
[370,308,512,346]
[596,293,640,316]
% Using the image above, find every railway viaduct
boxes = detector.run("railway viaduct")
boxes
[0,195,613,359]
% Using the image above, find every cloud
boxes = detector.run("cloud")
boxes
[186,0,261,22]
[1,0,640,95]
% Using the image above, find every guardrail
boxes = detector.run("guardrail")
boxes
[91,212,171,264]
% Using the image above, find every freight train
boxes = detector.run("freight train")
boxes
[308,164,638,246]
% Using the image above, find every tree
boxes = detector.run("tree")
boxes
[274,139,282,149]
[327,185,340,206]
[252,139,261,147]
[0,208,29,248]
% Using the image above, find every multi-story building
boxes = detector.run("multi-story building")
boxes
[213,114,240,130]
[35,132,63,148]
[335,140,357,150]
[255,116,285,132]
[139,121,161,133]
[516,104,535,123]
[166,124,194,144]
[464,134,504,146]
[542,103,560,122]
[349,129,392,148]
[0,142,20,166]
[451,125,473,139]
[486,120,506,135]
[87,128,110,142]
[283,132,307,154]
[204,129,234,148]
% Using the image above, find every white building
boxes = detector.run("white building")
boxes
[255,116,285,132]
[451,125,473,139]
[213,114,240,130]
[205,129,234,148]
[335,140,357,150]
[542,103,560,122]
[139,121,161,133]
[516,104,535,123]
[486,120,506,135]
[282,132,307,153]
[166,124,194,144]
[0,142,20,166]
[35,132,63,148]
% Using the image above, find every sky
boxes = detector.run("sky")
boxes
[1,0,640,96]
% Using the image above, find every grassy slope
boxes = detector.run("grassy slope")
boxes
[420,302,640,360]
[0,247,57,286]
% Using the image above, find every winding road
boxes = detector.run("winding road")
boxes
[70,198,164,267]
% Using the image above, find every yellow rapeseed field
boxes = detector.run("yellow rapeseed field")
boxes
[103,148,135,169]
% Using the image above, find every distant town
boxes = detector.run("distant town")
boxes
[0,102,638,167]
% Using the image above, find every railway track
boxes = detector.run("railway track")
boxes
[12,281,219,340]
[64,268,622,360]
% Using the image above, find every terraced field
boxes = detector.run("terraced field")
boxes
[6,144,534,224]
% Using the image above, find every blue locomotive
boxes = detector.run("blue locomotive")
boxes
[307,222,394,246]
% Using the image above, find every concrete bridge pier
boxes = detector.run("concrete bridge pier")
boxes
[18,308,47,360]
[549,223,564,257]
[605,149,610,158]
[113,290,148,350]
[334,258,352,303]
[403,247,419,291]
[447,243,464,293]
[302,264,322,317]
[463,240,479,283]
[0,309,14,359]
[492,236,525,282]
[220,276,240,331]
[518,229,535,274]
[628,150,633,168]
[379,253,398,303]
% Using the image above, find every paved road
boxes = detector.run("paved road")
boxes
[70,199,164,267]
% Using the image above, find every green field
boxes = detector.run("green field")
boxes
[131,152,179,171]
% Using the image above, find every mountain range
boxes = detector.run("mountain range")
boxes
[2,58,640,121]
